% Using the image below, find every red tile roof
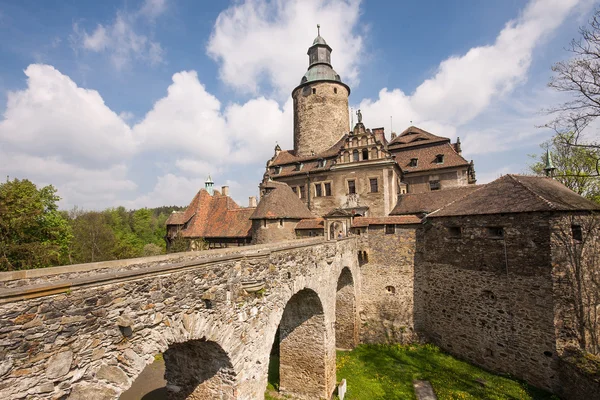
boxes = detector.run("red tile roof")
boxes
[295,218,324,230]
[391,142,469,173]
[352,215,422,227]
[270,135,347,166]
[390,185,481,215]
[165,211,191,225]
[388,126,449,149]
[167,189,254,239]
[431,175,600,217]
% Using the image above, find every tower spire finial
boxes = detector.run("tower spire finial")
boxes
[317,24,320,36]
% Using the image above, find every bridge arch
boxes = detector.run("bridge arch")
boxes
[336,266,358,349]
[276,288,329,399]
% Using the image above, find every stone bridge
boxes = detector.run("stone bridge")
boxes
[0,237,360,400]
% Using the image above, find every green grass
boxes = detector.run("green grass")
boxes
[336,344,559,400]
[265,344,560,399]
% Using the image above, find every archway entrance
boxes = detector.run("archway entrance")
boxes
[163,339,236,399]
[274,288,332,399]
[336,267,358,349]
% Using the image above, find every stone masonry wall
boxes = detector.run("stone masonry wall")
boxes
[416,213,559,391]
[251,219,300,245]
[358,225,417,344]
[0,238,360,400]
[292,81,350,157]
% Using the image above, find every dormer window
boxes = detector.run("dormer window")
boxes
[435,154,444,164]
[409,158,418,167]
[274,166,282,174]
[295,162,303,171]
[317,158,326,168]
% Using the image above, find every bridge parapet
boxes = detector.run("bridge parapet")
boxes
[0,237,359,399]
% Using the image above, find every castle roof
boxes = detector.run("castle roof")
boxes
[295,218,324,230]
[388,126,449,149]
[251,181,315,220]
[390,185,481,215]
[167,188,254,238]
[430,175,600,217]
[393,142,470,173]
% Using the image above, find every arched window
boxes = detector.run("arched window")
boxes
[371,147,378,159]
[362,148,368,160]
[353,150,359,162]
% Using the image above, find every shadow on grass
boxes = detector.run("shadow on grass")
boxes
[338,344,559,400]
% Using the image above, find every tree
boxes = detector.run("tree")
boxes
[70,211,115,263]
[530,134,600,203]
[545,8,600,172]
[0,178,72,271]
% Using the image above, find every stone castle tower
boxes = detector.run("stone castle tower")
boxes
[292,27,350,157]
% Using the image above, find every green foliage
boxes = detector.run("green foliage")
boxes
[334,344,557,400]
[530,133,600,203]
[167,234,190,253]
[0,178,72,271]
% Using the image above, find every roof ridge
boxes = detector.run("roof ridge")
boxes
[507,174,557,210]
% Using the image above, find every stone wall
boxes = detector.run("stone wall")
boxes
[251,219,301,245]
[557,347,600,400]
[0,238,360,400]
[404,168,469,193]
[416,213,559,390]
[292,81,349,157]
[358,225,417,344]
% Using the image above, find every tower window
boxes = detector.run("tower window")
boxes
[369,178,378,193]
[572,225,583,242]
[409,158,418,167]
[362,149,369,160]
[312,88,316,94]
[348,180,356,194]
[334,88,337,94]
[324,182,332,196]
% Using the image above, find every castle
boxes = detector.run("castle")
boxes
[164,31,600,397]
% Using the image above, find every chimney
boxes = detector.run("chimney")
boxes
[372,127,386,144]
[221,186,229,196]
[249,196,257,207]
[455,137,462,155]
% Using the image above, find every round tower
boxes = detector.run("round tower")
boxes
[292,27,350,157]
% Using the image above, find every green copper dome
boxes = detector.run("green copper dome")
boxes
[301,64,341,84]
[313,35,327,45]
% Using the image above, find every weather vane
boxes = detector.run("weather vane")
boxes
[317,24,320,36]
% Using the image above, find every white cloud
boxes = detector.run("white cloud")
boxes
[0,64,135,166]
[124,174,204,209]
[358,0,581,145]
[207,0,363,96]
[73,5,165,69]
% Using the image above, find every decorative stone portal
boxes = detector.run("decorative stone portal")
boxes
[278,289,331,399]
[336,267,358,349]
[163,339,237,400]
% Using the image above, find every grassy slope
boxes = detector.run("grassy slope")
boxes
[266,344,560,399]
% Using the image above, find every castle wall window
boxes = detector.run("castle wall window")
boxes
[324,182,332,196]
[429,180,441,191]
[385,224,395,234]
[572,224,583,242]
[448,226,461,238]
[487,227,504,239]
[435,154,445,164]
[279,219,284,227]
[348,180,356,195]
[334,87,337,94]
[369,178,378,193]
[263,219,267,228]
[409,158,418,167]
[315,183,323,197]
[312,88,316,94]
[353,150,359,162]
[362,149,369,160]
[299,185,306,199]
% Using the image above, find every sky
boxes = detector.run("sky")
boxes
[0,0,596,210]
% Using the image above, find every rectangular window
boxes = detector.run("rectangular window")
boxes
[362,149,369,160]
[572,225,583,242]
[409,158,418,167]
[435,154,444,164]
[299,185,306,199]
[487,227,504,239]
[279,219,284,227]
[369,178,378,193]
[448,226,461,238]
[292,186,298,196]
[385,224,395,234]
[324,182,332,196]
[429,180,441,191]
[348,180,356,194]
[315,183,322,197]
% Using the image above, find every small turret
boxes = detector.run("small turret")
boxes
[455,137,462,155]
[205,175,214,195]
[544,149,556,177]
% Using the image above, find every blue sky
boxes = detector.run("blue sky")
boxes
[0,0,596,209]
